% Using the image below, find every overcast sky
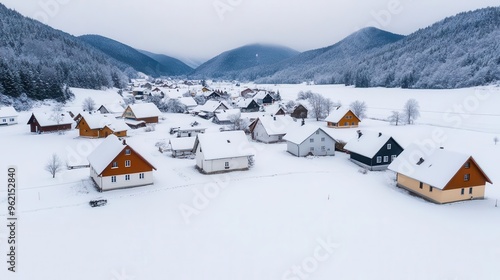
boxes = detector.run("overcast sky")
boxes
[1,0,498,63]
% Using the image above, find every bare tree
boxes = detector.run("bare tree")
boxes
[45,153,63,178]
[325,98,341,116]
[166,99,186,113]
[82,97,96,111]
[388,111,403,126]
[285,100,297,112]
[297,90,314,101]
[228,113,249,132]
[49,103,65,125]
[349,100,367,119]
[308,93,331,121]
[494,136,499,145]
[403,98,420,124]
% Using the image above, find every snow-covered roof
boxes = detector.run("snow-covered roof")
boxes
[215,109,241,122]
[195,100,226,113]
[195,131,254,160]
[253,91,270,100]
[283,125,335,145]
[79,113,109,130]
[257,115,297,136]
[325,107,358,123]
[203,91,219,97]
[99,103,124,114]
[388,144,491,189]
[344,131,398,158]
[236,98,255,108]
[87,135,127,175]
[265,104,285,115]
[169,137,196,151]
[30,112,73,127]
[178,97,197,107]
[124,119,146,126]
[126,103,162,118]
[0,106,18,117]
[177,126,207,132]
[106,120,129,132]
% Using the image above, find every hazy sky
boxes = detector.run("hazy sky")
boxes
[1,0,498,63]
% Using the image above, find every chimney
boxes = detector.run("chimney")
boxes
[439,147,444,149]
[357,130,363,139]
[416,157,425,165]
[378,132,382,137]
[122,139,126,145]
[273,116,276,121]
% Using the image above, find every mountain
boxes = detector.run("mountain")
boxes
[191,44,300,78]
[138,49,194,74]
[0,3,133,102]
[79,35,192,77]
[238,7,500,88]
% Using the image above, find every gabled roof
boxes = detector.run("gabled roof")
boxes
[0,106,18,117]
[283,125,337,145]
[87,135,155,175]
[236,98,257,108]
[77,113,109,130]
[388,144,492,189]
[195,100,228,113]
[344,131,400,158]
[28,112,73,127]
[125,103,162,118]
[194,131,254,160]
[106,120,129,132]
[178,97,197,107]
[169,137,196,151]
[257,115,298,136]
[253,91,271,100]
[203,91,220,97]
[215,109,241,122]
[99,103,124,114]
[325,107,360,123]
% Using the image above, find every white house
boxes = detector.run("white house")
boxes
[169,137,196,158]
[87,135,156,191]
[250,115,298,143]
[0,106,18,125]
[193,131,254,174]
[194,100,229,119]
[178,97,198,111]
[283,126,337,157]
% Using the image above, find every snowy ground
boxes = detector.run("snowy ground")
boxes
[1,85,500,280]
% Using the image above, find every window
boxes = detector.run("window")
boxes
[464,162,470,169]
[383,156,389,163]
[10,118,14,122]
[111,176,116,183]
[310,138,314,143]
[225,162,229,169]
[469,187,473,195]
[464,174,470,181]
[419,182,423,189]
[321,137,325,142]
[376,156,382,163]
[391,155,397,162]
[429,186,433,192]
[461,188,465,195]
[125,160,131,167]
[387,144,392,150]
[112,162,118,168]
[351,122,355,125]
[315,130,319,135]
[139,173,144,179]
[125,149,131,155]
[344,122,349,126]
[125,175,130,181]
[321,146,326,151]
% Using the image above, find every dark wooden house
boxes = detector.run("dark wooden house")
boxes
[290,104,308,119]
[27,112,73,133]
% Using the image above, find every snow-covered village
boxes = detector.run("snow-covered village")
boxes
[1,1,500,280]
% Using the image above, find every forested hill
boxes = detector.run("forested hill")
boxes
[0,3,134,102]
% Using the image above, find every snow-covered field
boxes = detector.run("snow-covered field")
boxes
[1,85,500,280]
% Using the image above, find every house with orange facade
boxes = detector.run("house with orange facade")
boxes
[76,113,128,138]
[87,135,156,191]
[388,144,492,204]
[122,103,162,124]
[325,107,361,128]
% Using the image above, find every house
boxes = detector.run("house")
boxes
[169,137,196,158]
[253,91,274,105]
[27,112,73,133]
[98,103,125,115]
[172,127,206,138]
[124,120,146,129]
[236,98,260,112]
[193,131,254,174]
[0,106,18,125]
[250,115,298,143]
[265,104,287,116]
[344,131,404,171]
[87,135,156,191]
[203,91,221,101]
[290,104,308,119]
[213,109,241,125]
[122,103,162,123]
[283,126,337,157]
[178,97,198,111]
[241,88,254,97]
[76,113,128,138]
[194,100,229,119]
[388,144,493,204]
[325,107,361,128]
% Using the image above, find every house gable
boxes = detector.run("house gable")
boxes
[443,157,492,190]
[101,145,156,177]
[122,106,136,119]
[371,137,404,165]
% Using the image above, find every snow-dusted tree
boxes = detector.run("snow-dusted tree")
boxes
[297,90,314,101]
[285,100,297,112]
[349,100,367,119]
[45,153,63,178]
[124,96,135,105]
[227,113,249,132]
[82,97,96,112]
[50,103,65,125]
[388,111,403,126]
[325,98,340,116]
[194,95,206,105]
[145,95,167,112]
[403,98,420,124]
[308,93,329,121]
[166,99,186,113]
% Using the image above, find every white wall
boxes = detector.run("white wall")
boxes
[1,116,18,125]
[200,157,249,174]
[254,122,283,143]
[288,129,336,157]
[90,166,154,191]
